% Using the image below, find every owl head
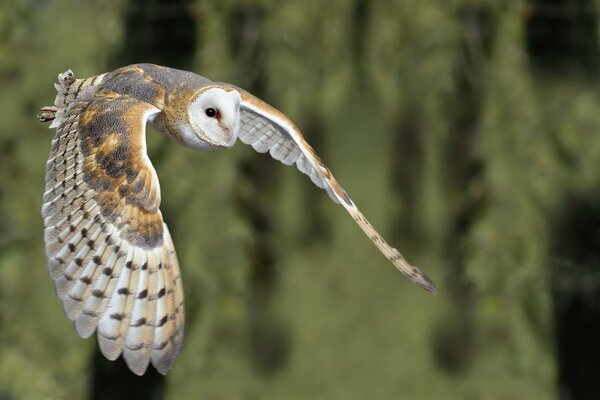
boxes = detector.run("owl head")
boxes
[186,87,241,150]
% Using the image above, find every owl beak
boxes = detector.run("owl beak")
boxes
[217,124,237,148]
[221,126,232,141]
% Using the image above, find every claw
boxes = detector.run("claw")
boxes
[38,106,57,122]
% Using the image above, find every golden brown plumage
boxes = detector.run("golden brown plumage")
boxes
[42,68,184,375]
[40,64,436,376]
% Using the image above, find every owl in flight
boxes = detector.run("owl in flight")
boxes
[39,64,436,376]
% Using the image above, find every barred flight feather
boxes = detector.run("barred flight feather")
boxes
[42,69,184,376]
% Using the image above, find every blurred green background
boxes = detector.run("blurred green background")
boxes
[2,0,600,398]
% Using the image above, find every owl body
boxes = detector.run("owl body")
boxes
[55,64,238,151]
[40,64,436,376]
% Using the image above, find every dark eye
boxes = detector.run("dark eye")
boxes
[205,108,217,118]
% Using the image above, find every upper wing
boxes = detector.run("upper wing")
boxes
[237,90,437,294]
[42,88,184,375]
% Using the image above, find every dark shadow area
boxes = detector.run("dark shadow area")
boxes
[526,0,600,74]
[551,192,600,400]
[91,349,165,400]
[113,0,197,70]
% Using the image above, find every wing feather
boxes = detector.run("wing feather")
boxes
[97,246,135,361]
[42,83,186,375]
[239,105,339,203]
[237,90,437,294]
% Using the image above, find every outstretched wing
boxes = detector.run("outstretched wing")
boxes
[42,89,185,375]
[237,90,437,294]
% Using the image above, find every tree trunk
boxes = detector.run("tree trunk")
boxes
[432,4,495,375]
[390,105,425,247]
[228,4,290,375]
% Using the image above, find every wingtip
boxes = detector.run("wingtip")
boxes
[417,276,438,295]
[410,265,438,295]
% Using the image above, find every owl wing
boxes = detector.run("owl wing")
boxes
[42,88,185,375]
[236,89,437,294]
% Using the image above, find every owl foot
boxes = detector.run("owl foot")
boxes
[37,106,57,123]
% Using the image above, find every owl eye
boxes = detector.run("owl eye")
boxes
[205,108,217,118]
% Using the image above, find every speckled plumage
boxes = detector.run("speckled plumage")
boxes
[40,64,436,376]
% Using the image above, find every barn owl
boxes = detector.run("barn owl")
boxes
[39,64,436,376]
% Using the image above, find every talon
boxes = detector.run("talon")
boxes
[38,113,55,122]
[38,106,57,122]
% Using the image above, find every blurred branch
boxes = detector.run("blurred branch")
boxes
[389,106,425,246]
